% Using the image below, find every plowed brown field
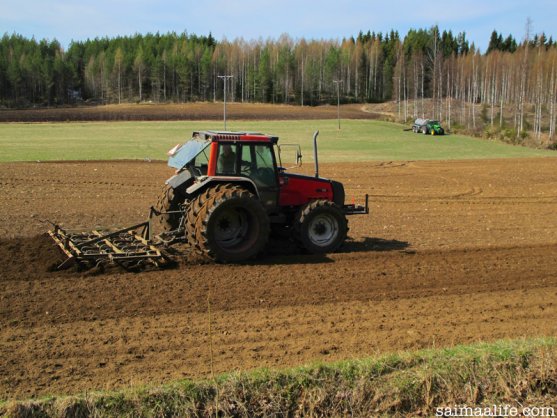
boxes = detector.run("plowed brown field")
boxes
[2,158,557,400]
[0,102,378,122]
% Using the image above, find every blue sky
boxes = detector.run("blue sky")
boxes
[1,0,555,51]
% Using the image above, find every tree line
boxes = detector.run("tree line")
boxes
[1,27,557,139]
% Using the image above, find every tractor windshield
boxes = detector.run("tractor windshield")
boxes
[167,138,210,170]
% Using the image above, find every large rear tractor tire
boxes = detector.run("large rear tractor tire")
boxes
[295,200,348,254]
[194,185,270,262]
[184,186,216,248]
[154,184,183,232]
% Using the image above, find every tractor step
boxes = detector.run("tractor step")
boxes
[48,220,170,271]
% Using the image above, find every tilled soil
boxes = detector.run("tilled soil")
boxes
[1,158,557,399]
[0,103,379,122]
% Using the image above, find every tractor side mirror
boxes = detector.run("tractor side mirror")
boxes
[296,148,302,167]
[278,144,302,169]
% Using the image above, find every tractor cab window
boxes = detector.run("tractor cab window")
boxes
[192,146,209,175]
[216,143,238,175]
[240,144,277,188]
[168,138,210,176]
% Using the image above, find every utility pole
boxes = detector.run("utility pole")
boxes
[333,80,343,130]
[218,75,233,130]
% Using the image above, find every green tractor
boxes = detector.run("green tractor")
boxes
[412,118,445,136]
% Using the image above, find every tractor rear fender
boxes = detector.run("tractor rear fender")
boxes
[330,180,345,207]
[165,169,193,191]
[185,176,260,199]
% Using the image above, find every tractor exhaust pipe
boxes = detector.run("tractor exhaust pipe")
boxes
[313,130,319,178]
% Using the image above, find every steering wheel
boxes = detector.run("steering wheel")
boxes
[240,160,252,175]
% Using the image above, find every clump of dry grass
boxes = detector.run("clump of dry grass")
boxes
[2,338,556,417]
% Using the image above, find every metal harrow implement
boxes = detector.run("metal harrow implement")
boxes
[48,218,170,271]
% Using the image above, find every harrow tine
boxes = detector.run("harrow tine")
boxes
[56,255,76,270]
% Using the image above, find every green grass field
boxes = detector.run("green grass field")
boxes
[0,119,554,162]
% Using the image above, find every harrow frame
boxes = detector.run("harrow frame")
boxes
[48,214,171,271]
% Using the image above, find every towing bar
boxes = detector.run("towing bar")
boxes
[344,194,369,215]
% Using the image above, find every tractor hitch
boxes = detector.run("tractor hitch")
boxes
[344,194,369,215]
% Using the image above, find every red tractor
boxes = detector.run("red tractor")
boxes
[48,130,367,269]
[156,130,367,262]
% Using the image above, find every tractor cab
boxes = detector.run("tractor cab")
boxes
[168,131,278,182]
[167,131,281,211]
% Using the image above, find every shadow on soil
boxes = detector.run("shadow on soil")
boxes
[252,237,412,266]
[340,237,411,253]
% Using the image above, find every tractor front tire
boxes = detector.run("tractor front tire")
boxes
[295,200,348,254]
[194,185,269,262]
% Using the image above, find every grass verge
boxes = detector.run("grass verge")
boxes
[2,338,556,417]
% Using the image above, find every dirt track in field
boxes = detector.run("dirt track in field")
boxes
[2,158,557,400]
